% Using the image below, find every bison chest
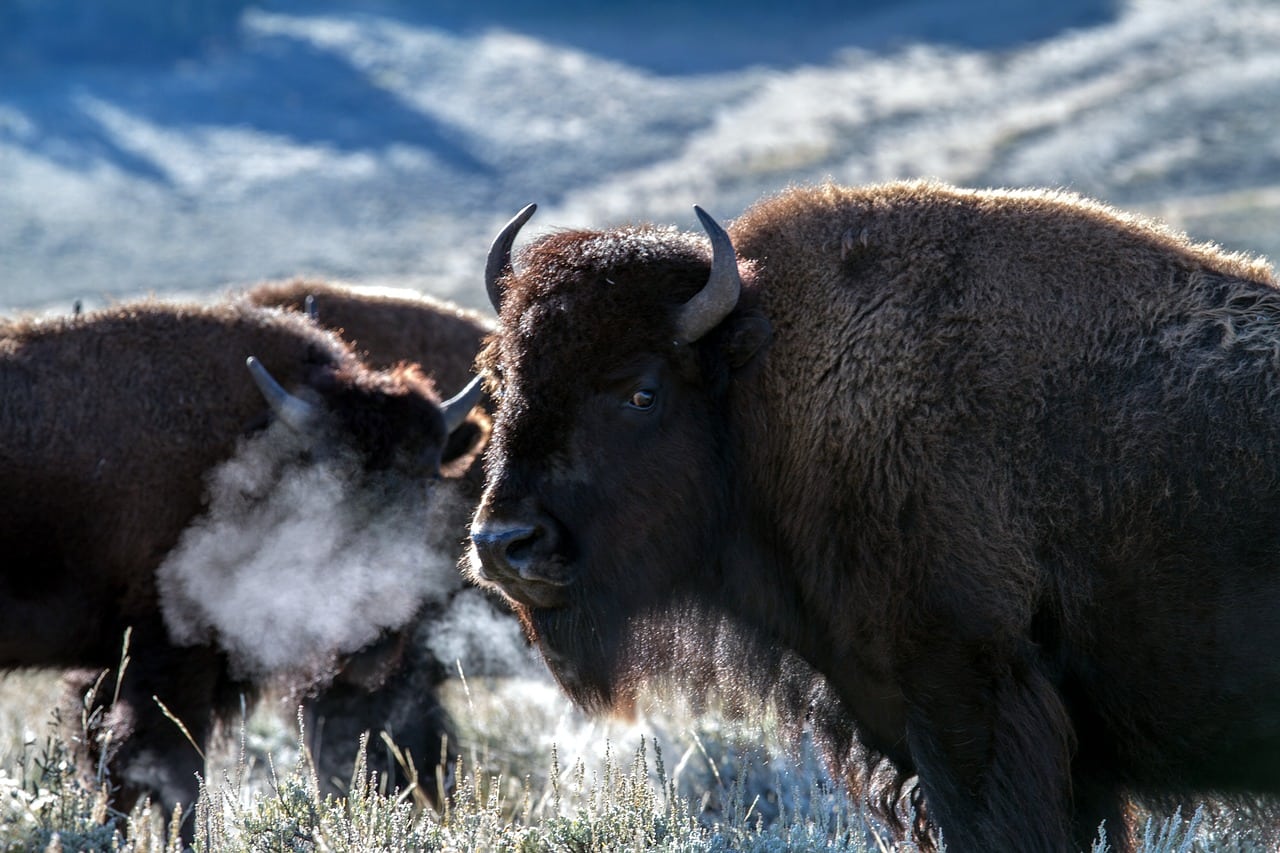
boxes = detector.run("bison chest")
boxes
[830,664,912,768]
[856,700,911,769]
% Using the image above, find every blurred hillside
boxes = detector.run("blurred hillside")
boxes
[2,0,1277,313]
[0,0,249,64]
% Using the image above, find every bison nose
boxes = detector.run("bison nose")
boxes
[472,523,541,573]
[471,514,571,605]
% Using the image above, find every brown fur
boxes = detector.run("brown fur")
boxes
[0,299,482,834]
[469,181,1280,852]
[242,279,492,385]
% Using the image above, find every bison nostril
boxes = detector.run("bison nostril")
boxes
[471,519,563,585]
[472,525,534,572]
[505,529,539,564]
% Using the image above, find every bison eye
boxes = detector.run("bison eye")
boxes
[627,388,656,411]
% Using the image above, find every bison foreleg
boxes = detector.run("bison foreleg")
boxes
[68,626,225,841]
[902,654,1077,852]
[1069,765,1132,852]
[303,652,458,805]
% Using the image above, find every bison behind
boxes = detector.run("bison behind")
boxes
[0,299,482,833]
[239,280,504,799]
[241,279,492,390]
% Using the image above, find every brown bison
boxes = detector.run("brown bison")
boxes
[242,278,492,383]
[239,279,502,799]
[467,183,1280,852]
[0,299,483,833]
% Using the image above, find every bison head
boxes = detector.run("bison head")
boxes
[247,354,485,478]
[467,206,773,711]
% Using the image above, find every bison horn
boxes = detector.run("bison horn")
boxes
[675,205,743,344]
[485,203,537,313]
[246,356,319,432]
[439,374,484,434]
[304,294,318,322]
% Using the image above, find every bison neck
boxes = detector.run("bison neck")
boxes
[718,358,929,765]
[719,470,911,766]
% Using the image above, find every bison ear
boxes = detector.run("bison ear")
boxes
[721,315,772,369]
[442,416,486,464]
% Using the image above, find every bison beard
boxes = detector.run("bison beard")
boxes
[470,183,1280,852]
[517,574,939,838]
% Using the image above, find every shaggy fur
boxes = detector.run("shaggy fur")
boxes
[242,279,492,385]
[0,299,483,834]
[469,181,1280,852]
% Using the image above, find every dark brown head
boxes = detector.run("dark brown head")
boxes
[467,206,772,710]
[246,354,485,479]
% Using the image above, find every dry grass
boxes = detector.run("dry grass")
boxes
[0,669,1258,851]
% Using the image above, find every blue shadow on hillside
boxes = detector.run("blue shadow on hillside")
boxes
[325,0,1120,75]
[2,0,1119,73]
[0,0,1117,183]
[0,29,489,182]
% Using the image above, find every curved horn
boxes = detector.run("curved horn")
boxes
[675,205,743,344]
[304,294,318,322]
[246,356,319,432]
[439,374,484,435]
[485,203,537,313]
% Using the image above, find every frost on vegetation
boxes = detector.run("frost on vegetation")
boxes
[0,706,890,853]
[0,720,181,853]
[0,701,1253,852]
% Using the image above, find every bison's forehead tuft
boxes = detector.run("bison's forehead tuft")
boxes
[479,224,713,454]
[533,224,704,274]
[498,225,713,376]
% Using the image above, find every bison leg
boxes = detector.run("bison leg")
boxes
[901,652,1076,852]
[304,636,457,805]
[304,678,457,804]
[1070,768,1131,852]
[65,626,226,841]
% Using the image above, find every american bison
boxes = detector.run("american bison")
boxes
[242,279,493,387]
[0,299,483,833]
[239,279,501,799]
[467,183,1280,852]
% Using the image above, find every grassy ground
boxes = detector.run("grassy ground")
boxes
[0,668,1250,851]
[0,669,887,851]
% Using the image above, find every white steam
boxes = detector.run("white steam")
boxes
[425,587,541,678]
[157,423,470,682]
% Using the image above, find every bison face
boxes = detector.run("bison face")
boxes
[318,364,483,477]
[466,207,771,711]
[247,356,486,481]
